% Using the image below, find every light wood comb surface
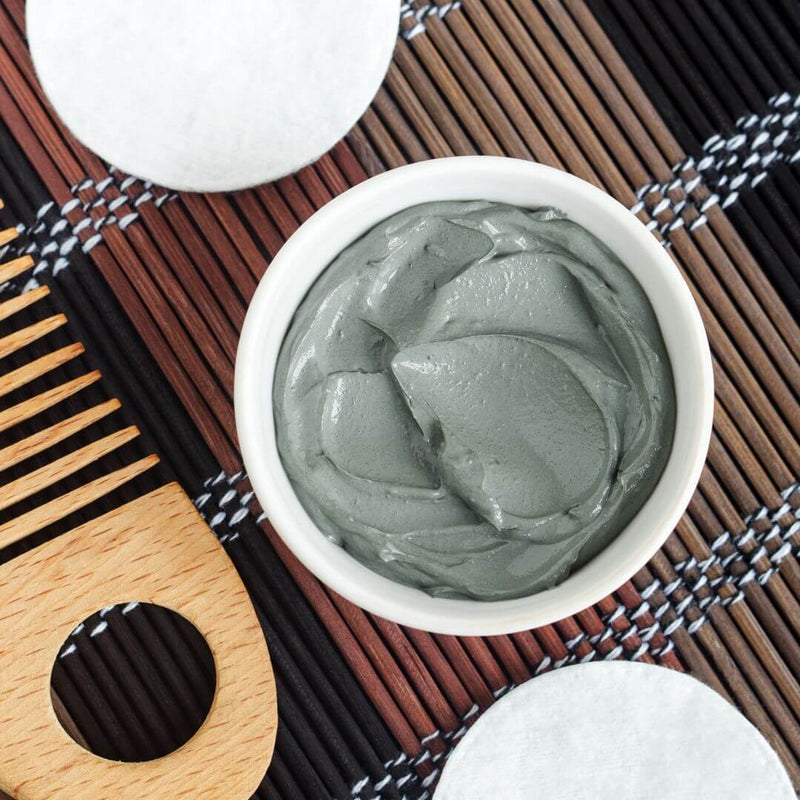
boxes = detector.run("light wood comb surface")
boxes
[0,245,277,799]
[0,484,277,800]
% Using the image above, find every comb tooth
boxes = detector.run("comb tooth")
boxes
[0,371,101,433]
[0,426,141,513]
[0,314,67,361]
[0,454,159,549]
[0,343,84,399]
[0,227,20,247]
[0,399,121,471]
[0,255,33,283]
[0,285,50,323]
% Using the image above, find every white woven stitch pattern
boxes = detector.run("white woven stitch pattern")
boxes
[631,92,800,239]
[0,172,176,294]
[675,482,800,593]
[633,487,800,641]
[193,469,251,543]
[551,604,673,665]
[191,474,796,663]
[189,474,799,661]
[400,1,462,40]
[352,704,480,800]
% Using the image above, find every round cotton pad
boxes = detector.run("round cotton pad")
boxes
[435,662,794,800]
[27,0,398,191]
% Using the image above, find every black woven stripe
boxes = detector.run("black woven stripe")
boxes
[675,0,776,109]
[589,0,800,144]
[726,164,800,317]
[590,0,800,314]
[586,0,709,148]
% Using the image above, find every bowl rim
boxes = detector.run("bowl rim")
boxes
[235,156,714,635]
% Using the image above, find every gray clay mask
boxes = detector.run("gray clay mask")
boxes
[273,201,675,600]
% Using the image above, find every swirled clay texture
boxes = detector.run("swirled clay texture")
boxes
[274,202,675,600]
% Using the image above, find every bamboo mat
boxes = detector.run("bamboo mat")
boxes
[0,1,799,797]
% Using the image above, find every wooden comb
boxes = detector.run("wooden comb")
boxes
[0,226,277,799]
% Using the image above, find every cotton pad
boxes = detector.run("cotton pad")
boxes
[435,662,794,800]
[27,0,398,191]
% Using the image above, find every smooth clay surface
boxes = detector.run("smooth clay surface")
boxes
[274,202,675,600]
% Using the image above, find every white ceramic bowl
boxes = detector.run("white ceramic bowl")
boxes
[235,157,714,636]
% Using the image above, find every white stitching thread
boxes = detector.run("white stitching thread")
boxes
[633,489,800,641]
[0,172,176,293]
[399,1,461,40]
[631,92,800,241]
[195,474,798,656]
